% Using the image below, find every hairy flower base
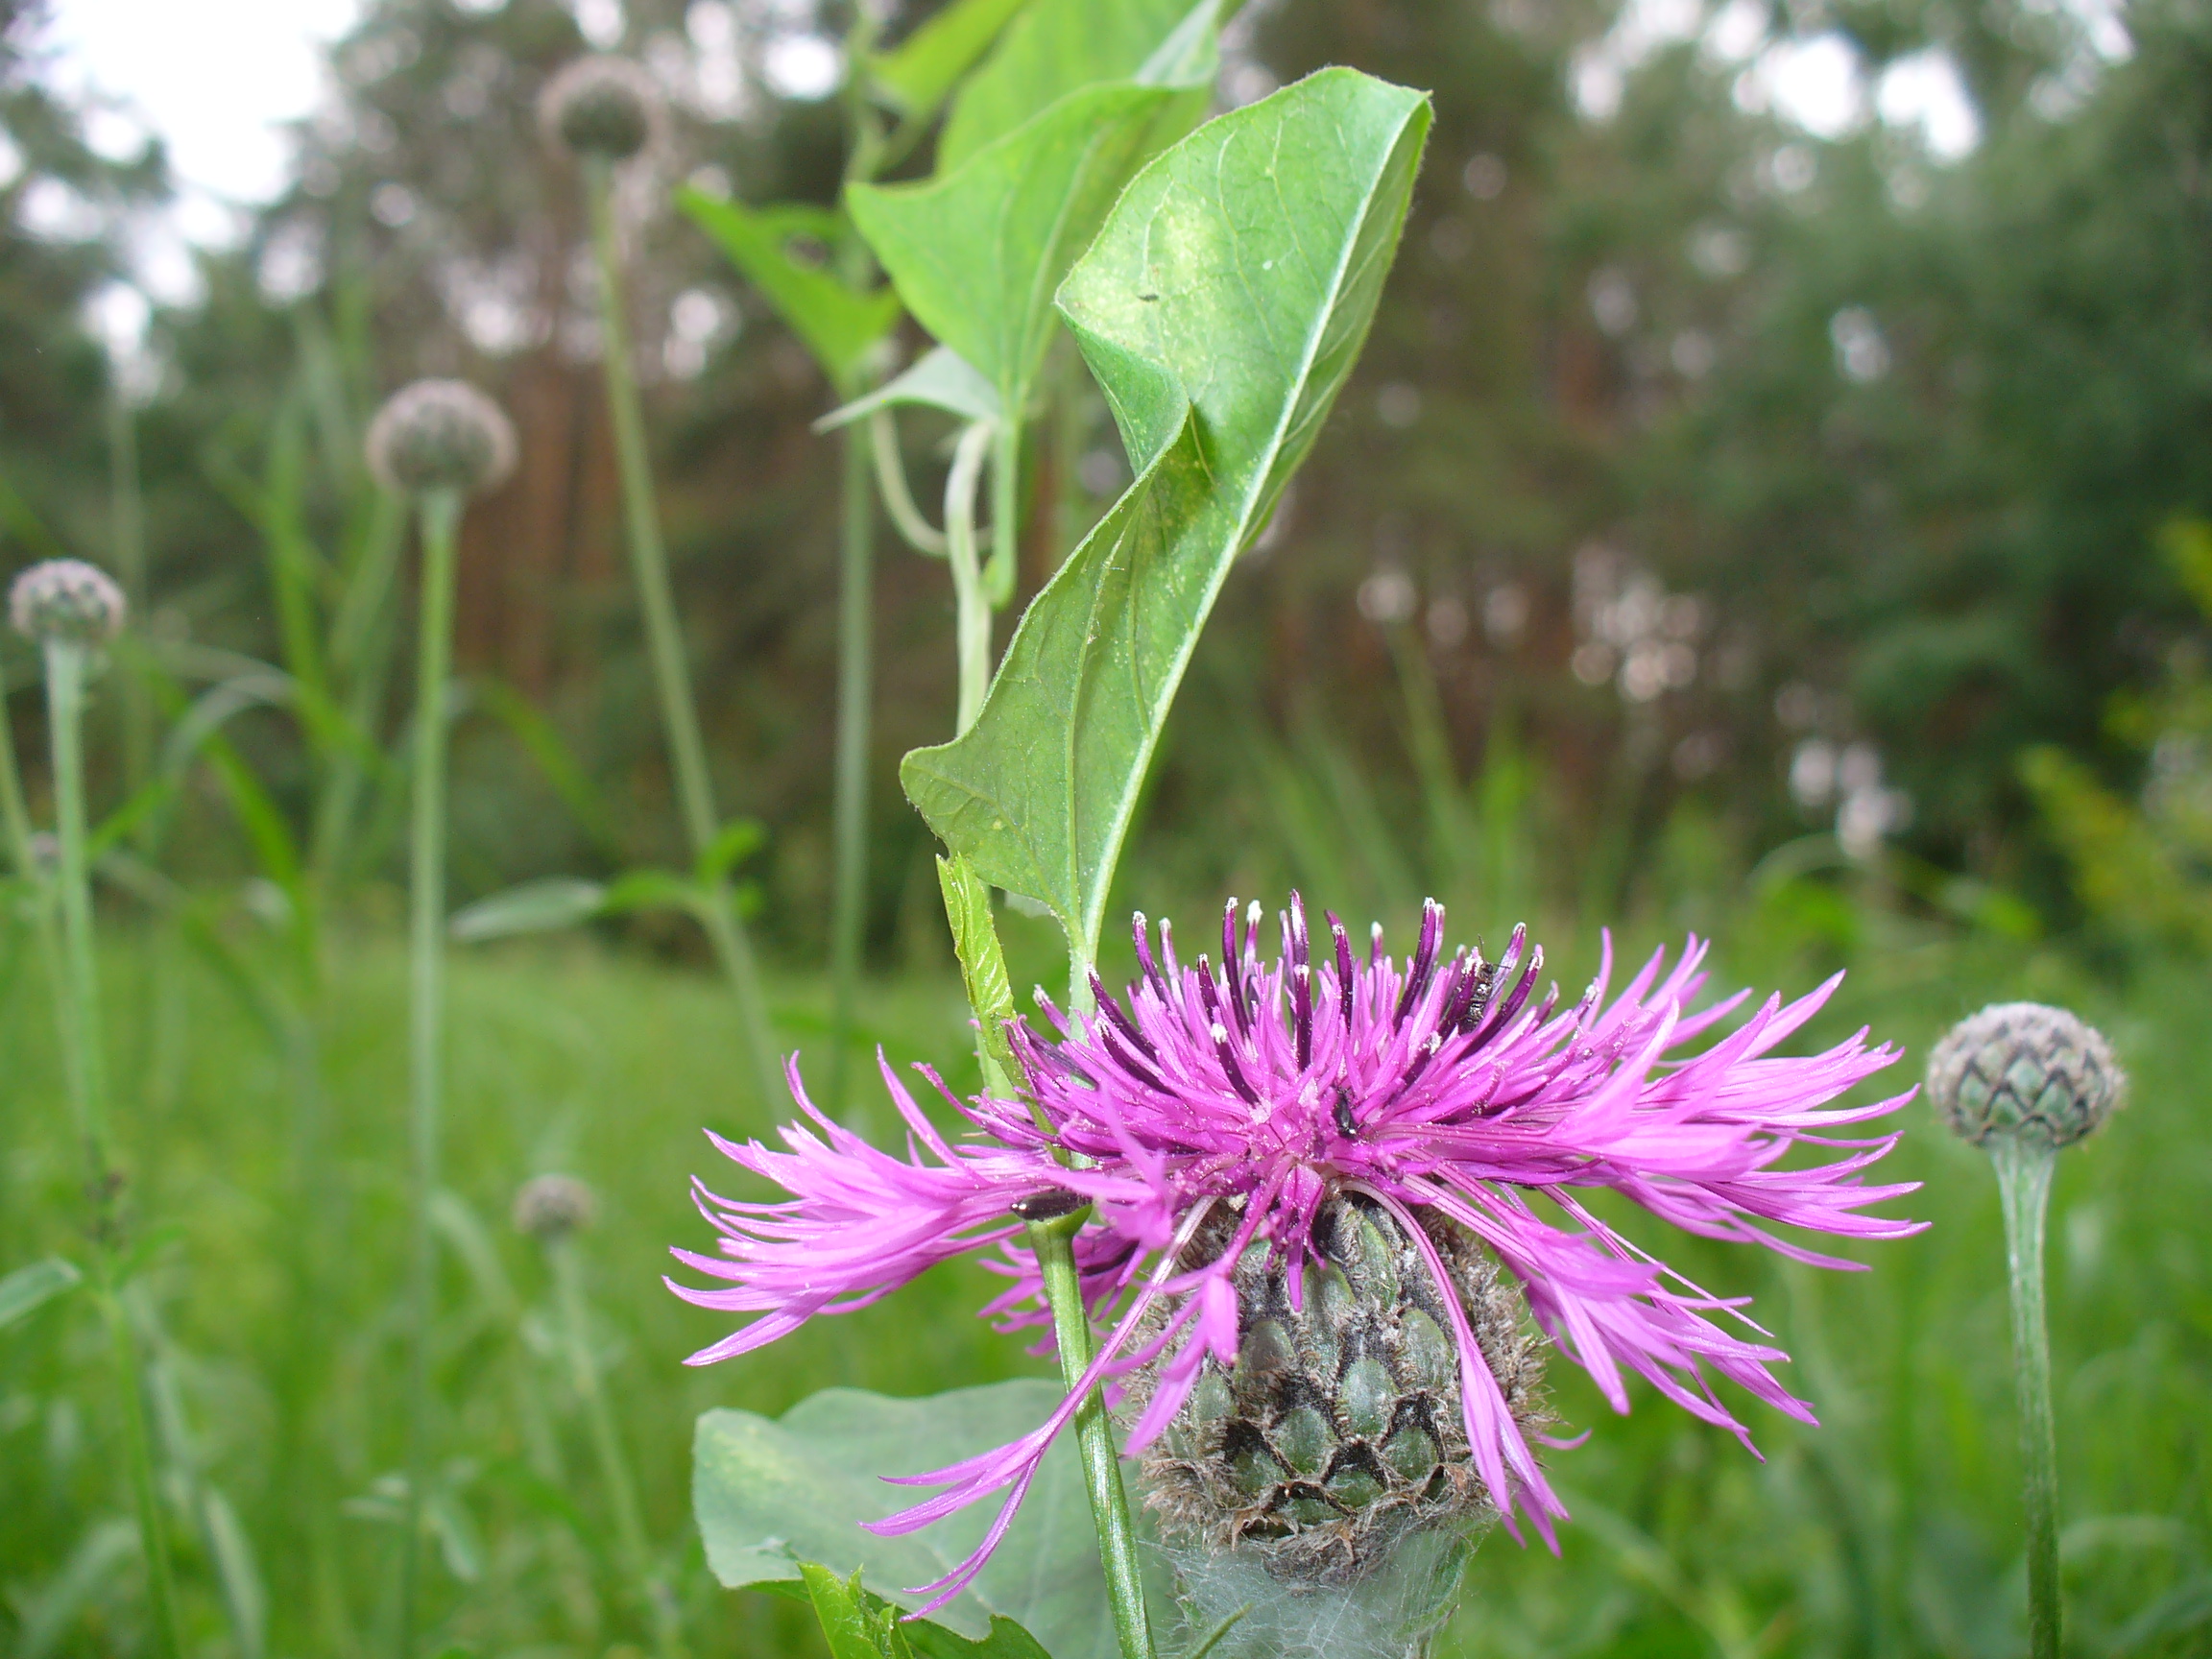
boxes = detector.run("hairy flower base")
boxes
[671,896,1922,1613]
[1162,1527,1473,1659]
[1132,1193,1546,1585]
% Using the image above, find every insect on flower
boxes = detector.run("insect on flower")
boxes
[671,896,1922,1610]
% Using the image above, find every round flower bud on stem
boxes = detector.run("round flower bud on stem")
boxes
[539,56,664,162]
[365,379,517,502]
[514,1173,597,1242]
[10,559,126,646]
[1128,1194,1547,1588]
[1927,1002,2125,1151]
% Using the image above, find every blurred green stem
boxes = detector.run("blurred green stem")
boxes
[1992,1137,2061,1659]
[0,670,72,1116]
[868,408,948,556]
[825,21,890,1117]
[397,488,462,1659]
[44,637,183,1658]
[583,155,781,1110]
[549,1237,686,1659]
[828,414,874,1117]
[946,421,995,734]
[314,487,406,887]
[1026,1212,1153,1659]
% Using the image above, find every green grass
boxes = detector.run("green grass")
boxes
[1,913,2207,1656]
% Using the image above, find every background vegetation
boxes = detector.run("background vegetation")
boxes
[0,0,2207,1653]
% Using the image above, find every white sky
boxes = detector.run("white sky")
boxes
[29,0,2119,321]
[34,0,367,308]
[39,0,365,203]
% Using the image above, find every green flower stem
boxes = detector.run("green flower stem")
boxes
[1991,1136,2061,1659]
[397,489,463,1658]
[549,1237,686,1659]
[583,156,781,1111]
[314,488,407,885]
[42,637,183,1658]
[827,69,884,1118]
[1026,1211,1154,1659]
[0,669,73,1126]
[945,421,996,734]
[827,411,874,1118]
[868,408,949,556]
[46,642,112,1159]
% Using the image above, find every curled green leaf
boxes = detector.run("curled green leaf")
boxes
[902,71,1431,976]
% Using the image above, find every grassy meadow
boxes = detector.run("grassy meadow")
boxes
[3,890,2205,1656]
[1,2,2208,1653]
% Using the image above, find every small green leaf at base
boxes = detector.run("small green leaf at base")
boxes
[803,1562,918,1659]
[791,1561,1061,1659]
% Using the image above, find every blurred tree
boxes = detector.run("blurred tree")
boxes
[29,0,2204,950]
[0,0,167,562]
[1148,0,2212,928]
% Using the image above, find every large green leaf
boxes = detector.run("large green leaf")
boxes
[848,69,1211,426]
[938,0,1206,172]
[694,1380,1132,1659]
[900,70,1431,969]
[866,0,1036,120]
[681,193,902,388]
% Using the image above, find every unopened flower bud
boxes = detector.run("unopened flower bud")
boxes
[539,56,663,162]
[10,559,125,645]
[1131,1194,1545,1587]
[1927,1002,2125,1151]
[365,379,517,501]
[514,1173,597,1241]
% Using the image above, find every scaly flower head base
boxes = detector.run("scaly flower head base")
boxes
[672,897,1921,1612]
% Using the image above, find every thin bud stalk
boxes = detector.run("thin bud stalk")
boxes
[581,155,781,1109]
[945,420,997,734]
[827,391,874,1117]
[41,637,182,1655]
[1027,1211,1155,1659]
[44,642,112,1163]
[868,407,948,555]
[398,487,463,1659]
[1992,1136,2061,1659]
[827,64,884,1118]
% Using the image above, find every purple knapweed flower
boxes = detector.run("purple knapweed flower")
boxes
[672,896,1920,1609]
